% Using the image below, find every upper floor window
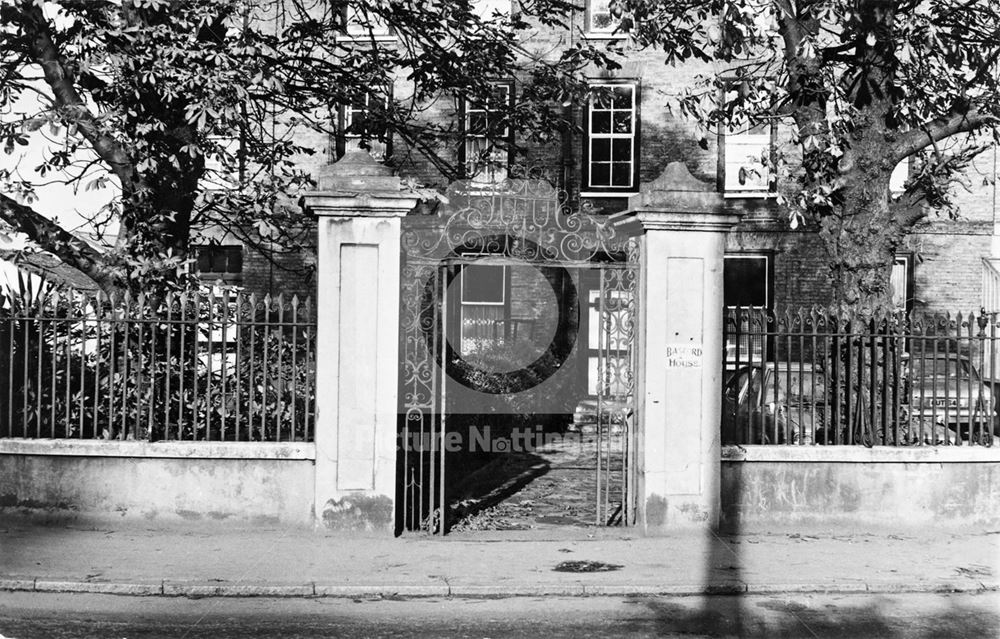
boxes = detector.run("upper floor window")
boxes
[344,5,393,39]
[722,126,774,197]
[338,89,392,161]
[462,83,513,184]
[587,0,625,35]
[585,82,639,191]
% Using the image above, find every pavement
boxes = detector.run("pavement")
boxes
[1,520,998,599]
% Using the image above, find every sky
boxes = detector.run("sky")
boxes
[1,87,120,249]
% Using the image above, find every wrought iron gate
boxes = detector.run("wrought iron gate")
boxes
[397,180,639,535]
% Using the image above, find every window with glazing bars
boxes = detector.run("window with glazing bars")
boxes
[463,83,512,183]
[460,264,508,355]
[340,89,391,161]
[586,83,638,190]
[194,245,243,283]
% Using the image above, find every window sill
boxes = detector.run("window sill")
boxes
[580,191,639,198]
[582,31,628,40]
[723,191,776,200]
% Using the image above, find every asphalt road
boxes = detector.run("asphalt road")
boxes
[0,591,997,638]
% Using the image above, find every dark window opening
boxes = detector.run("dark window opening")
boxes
[195,245,243,282]
[724,255,770,308]
[724,254,773,368]
[338,88,392,161]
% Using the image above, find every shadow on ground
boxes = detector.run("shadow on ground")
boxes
[631,593,1000,638]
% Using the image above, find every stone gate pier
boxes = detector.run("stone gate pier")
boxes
[614,162,742,532]
[302,151,421,531]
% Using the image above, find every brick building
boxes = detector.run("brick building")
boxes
[210,1,1000,322]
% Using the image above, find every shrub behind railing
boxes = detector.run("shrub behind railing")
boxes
[0,290,315,442]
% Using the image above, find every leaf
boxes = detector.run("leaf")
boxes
[897,42,912,64]
[23,118,46,132]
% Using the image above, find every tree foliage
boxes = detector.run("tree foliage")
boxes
[0,0,612,294]
[620,0,1000,310]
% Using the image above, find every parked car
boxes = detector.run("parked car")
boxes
[905,353,995,436]
[722,355,996,447]
[722,363,829,445]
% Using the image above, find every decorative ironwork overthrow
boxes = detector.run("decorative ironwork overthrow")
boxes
[402,178,639,264]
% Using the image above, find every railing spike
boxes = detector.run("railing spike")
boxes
[47,287,61,311]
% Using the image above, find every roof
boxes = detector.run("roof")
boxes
[0,250,101,292]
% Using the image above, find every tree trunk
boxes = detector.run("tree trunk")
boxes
[821,109,906,314]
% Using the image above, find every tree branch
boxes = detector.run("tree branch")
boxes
[892,107,997,164]
[17,3,136,189]
[889,187,927,227]
[0,193,118,293]
[774,0,827,140]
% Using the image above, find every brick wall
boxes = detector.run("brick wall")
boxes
[905,230,992,314]
[727,228,835,311]
[257,12,999,315]
[241,238,317,304]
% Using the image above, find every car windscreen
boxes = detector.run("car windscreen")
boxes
[761,369,827,403]
[912,357,974,380]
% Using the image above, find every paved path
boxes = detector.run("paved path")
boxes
[1,520,997,598]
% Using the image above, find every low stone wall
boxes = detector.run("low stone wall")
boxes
[0,440,315,527]
[721,446,1000,532]
[7,439,997,532]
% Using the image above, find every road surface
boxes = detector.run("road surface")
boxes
[1,591,997,638]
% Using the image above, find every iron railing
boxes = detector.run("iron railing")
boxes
[0,290,315,442]
[723,307,998,447]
